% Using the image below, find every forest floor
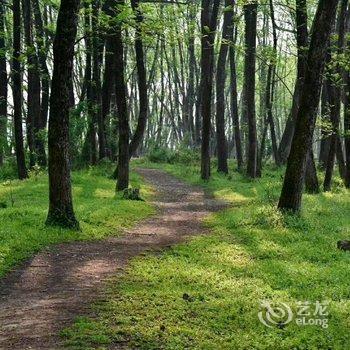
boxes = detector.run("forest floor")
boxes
[0,167,225,349]
[63,160,350,350]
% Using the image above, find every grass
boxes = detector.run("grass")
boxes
[63,159,350,350]
[0,163,155,278]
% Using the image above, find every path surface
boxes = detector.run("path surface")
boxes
[0,168,226,349]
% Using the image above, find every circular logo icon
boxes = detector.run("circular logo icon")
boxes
[258,301,294,328]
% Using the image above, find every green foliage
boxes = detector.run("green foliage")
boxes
[147,143,200,166]
[64,161,350,350]
[0,158,19,180]
[0,166,155,278]
[147,145,176,164]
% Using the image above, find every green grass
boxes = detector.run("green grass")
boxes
[63,160,350,350]
[0,164,155,278]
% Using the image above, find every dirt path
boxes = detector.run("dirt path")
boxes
[0,168,226,349]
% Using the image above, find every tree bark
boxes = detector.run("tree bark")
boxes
[278,0,309,163]
[32,0,49,166]
[229,28,243,170]
[46,0,80,228]
[129,0,148,158]
[115,0,129,191]
[215,0,234,174]
[200,0,221,180]
[323,0,348,190]
[12,0,28,179]
[22,0,42,167]
[243,2,258,178]
[345,24,350,187]
[0,1,7,166]
[100,0,117,159]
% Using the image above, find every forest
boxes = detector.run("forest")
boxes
[0,0,349,349]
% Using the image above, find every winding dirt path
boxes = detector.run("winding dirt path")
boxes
[0,168,226,349]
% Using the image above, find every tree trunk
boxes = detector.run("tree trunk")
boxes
[215,0,233,174]
[0,1,7,166]
[100,0,117,159]
[278,0,339,212]
[243,2,258,178]
[91,0,106,160]
[305,150,319,193]
[33,0,49,166]
[323,0,348,190]
[22,0,42,168]
[46,0,80,228]
[84,2,97,165]
[278,0,309,163]
[12,0,28,179]
[345,31,350,187]
[129,0,147,158]
[115,0,129,191]
[229,30,243,170]
[200,0,221,180]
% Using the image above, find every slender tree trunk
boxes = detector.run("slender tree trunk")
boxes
[115,0,129,191]
[22,0,41,167]
[84,1,97,165]
[100,0,117,159]
[215,0,233,174]
[186,3,197,145]
[323,0,348,190]
[129,0,147,158]
[90,0,106,160]
[305,150,319,193]
[243,2,258,178]
[46,0,80,228]
[267,0,280,167]
[278,0,339,212]
[12,0,28,179]
[345,25,350,187]
[200,0,220,180]
[33,0,49,166]
[0,1,7,166]
[229,30,243,170]
[278,0,309,163]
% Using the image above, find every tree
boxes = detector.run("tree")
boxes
[243,1,258,178]
[0,1,7,166]
[229,24,243,170]
[22,0,42,167]
[345,10,350,187]
[278,0,340,212]
[215,0,234,175]
[46,0,81,228]
[278,0,309,163]
[12,0,28,180]
[129,0,148,158]
[200,0,221,180]
[323,0,349,191]
[33,0,50,153]
[115,0,130,191]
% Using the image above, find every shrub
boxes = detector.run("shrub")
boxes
[147,146,176,164]
[0,158,18,180]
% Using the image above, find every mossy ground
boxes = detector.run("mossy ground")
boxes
[63,160,350,350]
[0,164,155,278]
